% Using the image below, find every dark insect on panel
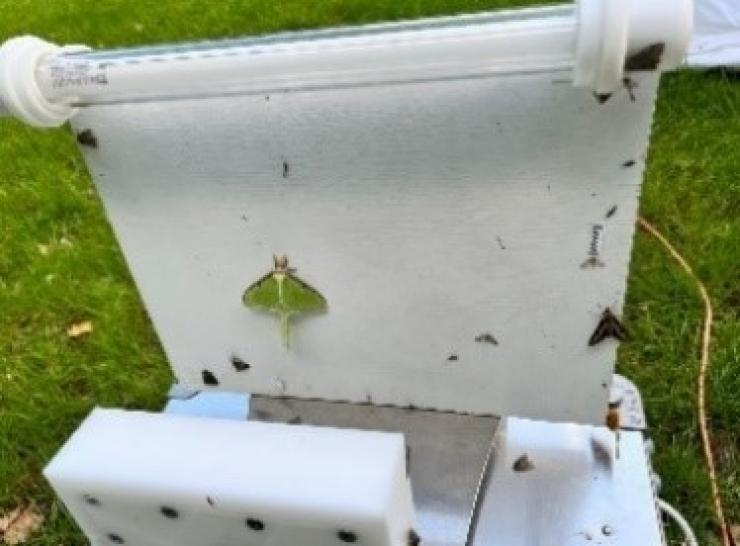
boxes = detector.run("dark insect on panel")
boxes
[206,496,215,507]
[160,506,179,519]
[447,353,459,361]
[588,308,628,346]
[337,530,358,543]
[594,92,612,105]
[625,42,665,71]
[475,333,499,345]
[77,129,98,148]
[605,205,618,219]
[83,494,101,506]
[408,529,422,546]
[590,435,613,469]
[621,159,636,168]
[512,453,535,472]
[622,77,638,102]
[581,224,606,269]
[202,370,219,386]
[107,533,125,543]
[282,161,290,178]
[580,256,605,269]
[231,355,251,372]
[246,518,265,531]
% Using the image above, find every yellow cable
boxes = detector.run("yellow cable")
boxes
[637,216,732,546]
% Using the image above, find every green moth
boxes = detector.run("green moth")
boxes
[242,255,327,348]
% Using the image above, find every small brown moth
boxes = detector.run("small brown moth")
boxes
[475,333,499,345]
[606,399,623,459]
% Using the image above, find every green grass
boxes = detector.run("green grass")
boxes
[0,1,737,544]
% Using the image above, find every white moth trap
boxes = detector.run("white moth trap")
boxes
[0,0,693,545]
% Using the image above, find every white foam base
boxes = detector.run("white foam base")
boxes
[44,408,417,546]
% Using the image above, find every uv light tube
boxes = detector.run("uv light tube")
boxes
[0,0,692,127]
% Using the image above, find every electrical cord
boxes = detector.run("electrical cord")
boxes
[637,217,732,546]
[658,498,700,546]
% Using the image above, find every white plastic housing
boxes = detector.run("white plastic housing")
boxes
[574,0,693,94]
[44,408,417,546]
[0,36,88,127]
[472,417,663,546]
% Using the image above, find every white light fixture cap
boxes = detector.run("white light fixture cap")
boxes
[574,0,693,95]
[0,36,89,127]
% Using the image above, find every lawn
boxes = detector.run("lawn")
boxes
[0,1,738,544]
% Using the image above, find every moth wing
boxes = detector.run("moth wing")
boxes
[610,319,628,341]
[588,321,609,346]
[588,311,628,345]
[282,275,327,313]
[243,273,281,311]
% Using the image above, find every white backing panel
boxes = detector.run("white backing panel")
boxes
[72,70,659,423]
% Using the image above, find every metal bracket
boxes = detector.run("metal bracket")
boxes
[249,396,498,546]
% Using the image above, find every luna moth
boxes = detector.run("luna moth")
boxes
[242,255,327,348]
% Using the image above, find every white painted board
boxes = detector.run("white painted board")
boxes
[72,68,659,424]
[44,408,416,546]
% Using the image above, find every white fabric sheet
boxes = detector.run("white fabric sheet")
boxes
[688,0,740,67]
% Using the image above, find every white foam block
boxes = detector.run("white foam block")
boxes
[44,408,417,546]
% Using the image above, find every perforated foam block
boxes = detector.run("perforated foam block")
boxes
[44,408,417,546]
